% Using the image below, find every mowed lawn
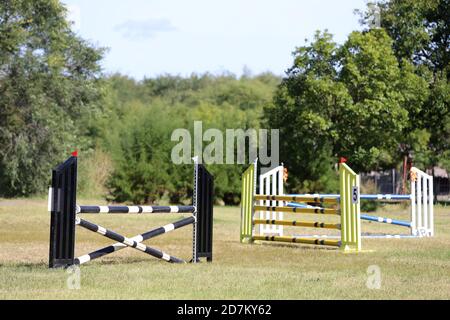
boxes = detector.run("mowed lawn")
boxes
[1,198,450,299]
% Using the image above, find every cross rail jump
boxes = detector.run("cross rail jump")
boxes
[48,154,214,268]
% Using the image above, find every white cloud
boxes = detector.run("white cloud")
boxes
[114,18,176,40]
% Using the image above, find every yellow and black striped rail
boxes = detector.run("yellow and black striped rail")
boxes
[254,205,339,215]
[254,195,338,204]
[253,235,341,247]
[253,219,341,230]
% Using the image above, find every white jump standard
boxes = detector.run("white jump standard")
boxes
[48,155,214,268]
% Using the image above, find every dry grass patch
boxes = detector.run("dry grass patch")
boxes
[0,199,449,299]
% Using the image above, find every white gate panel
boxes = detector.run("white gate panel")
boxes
[259,165,284,236]
[410,167,434,237]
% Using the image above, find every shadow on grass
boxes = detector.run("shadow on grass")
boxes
[1,255,192,270]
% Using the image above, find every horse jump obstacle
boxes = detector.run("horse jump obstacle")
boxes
[267,164,434,238]
[48,155,213,268]
[240,159,361,252]
[288,203,411,227]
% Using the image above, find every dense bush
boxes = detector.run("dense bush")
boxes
[100,75,279,204]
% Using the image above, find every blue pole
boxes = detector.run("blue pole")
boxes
[360,214,411,228]
[287,202,322,209]
[287,194,411,200]
[288,202,411,228]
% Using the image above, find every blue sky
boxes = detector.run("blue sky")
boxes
[62,0,368,80]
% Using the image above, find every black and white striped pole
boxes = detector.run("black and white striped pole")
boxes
[75,217,185,263]
[75,216,195,264]
[76,205,196,214]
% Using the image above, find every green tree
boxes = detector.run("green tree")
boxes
[264,30,427,192]
[0,0,104,196]
[264,32,343,192]
[104,101,187,204]
[359,0,449,169]
[336,30,428,169]
[361,0,449,74]
[101,72,279,204]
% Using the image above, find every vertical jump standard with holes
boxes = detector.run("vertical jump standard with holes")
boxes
[49,155,213,268]
[240,160,361,252]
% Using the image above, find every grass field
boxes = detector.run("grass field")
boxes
[1,198,449,299]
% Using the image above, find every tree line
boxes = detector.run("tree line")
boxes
[0,0,448,204]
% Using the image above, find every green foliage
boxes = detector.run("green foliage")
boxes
[264,32,340,191]
[101,74,279,204]
[1,0,447,204]
[264,0,448,193]
[77,149,112,199]
[0,0,104,196]
[336,29,426,170]
[360,0,449,168]
[264,29,427,192]
[103,102,185,204]
[439,115,450,171]
[139,72,279,110]
[362,0,449,74]
[360,179,380,212]
[188,101,262,204]
[426,72,450,166]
